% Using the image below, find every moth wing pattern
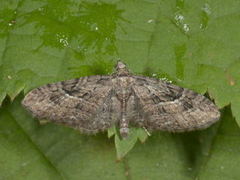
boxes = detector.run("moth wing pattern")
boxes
[22,61,220,138]
[22,75,115,134]
[132,75,220,132]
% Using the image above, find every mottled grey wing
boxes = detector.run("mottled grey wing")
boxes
[132,76,220,132]
[22,75,115,134]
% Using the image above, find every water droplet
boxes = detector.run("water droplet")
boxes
[56,33,69,47]
[200,3,211,30]
[202,3,211,15]
[147,19,154,23]
[175,14,184,22]
[183,23,190,32]
[174,13,190,34]
[8,20,16,26]
[160,77,172,83]
[90,23,99,31]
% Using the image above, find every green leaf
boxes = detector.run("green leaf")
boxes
[113,127,148,160]
[0,101,64,179]
[1,96,126,180]
[3,96,240,179]
[198,106,240,179]
[1,0,240,179]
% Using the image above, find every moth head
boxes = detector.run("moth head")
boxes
[115,60,130,76]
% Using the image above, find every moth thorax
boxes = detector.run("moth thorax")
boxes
[116,88,132,101]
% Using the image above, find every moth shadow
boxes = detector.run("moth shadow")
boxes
[171,122,219,171]
[173,131,202,166]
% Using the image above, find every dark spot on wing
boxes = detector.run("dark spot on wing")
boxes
[135,78,149,86]
[80,93,91,100]
[62,89,81,96]
[157,106,166,114]
[75,103,83,110]
[97,76,111,85]
[167,85,184,100]
[182,101,193,110]
[49,94,61,104]
[151,94,162,104]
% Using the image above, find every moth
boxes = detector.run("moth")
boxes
[22,61,220,138]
